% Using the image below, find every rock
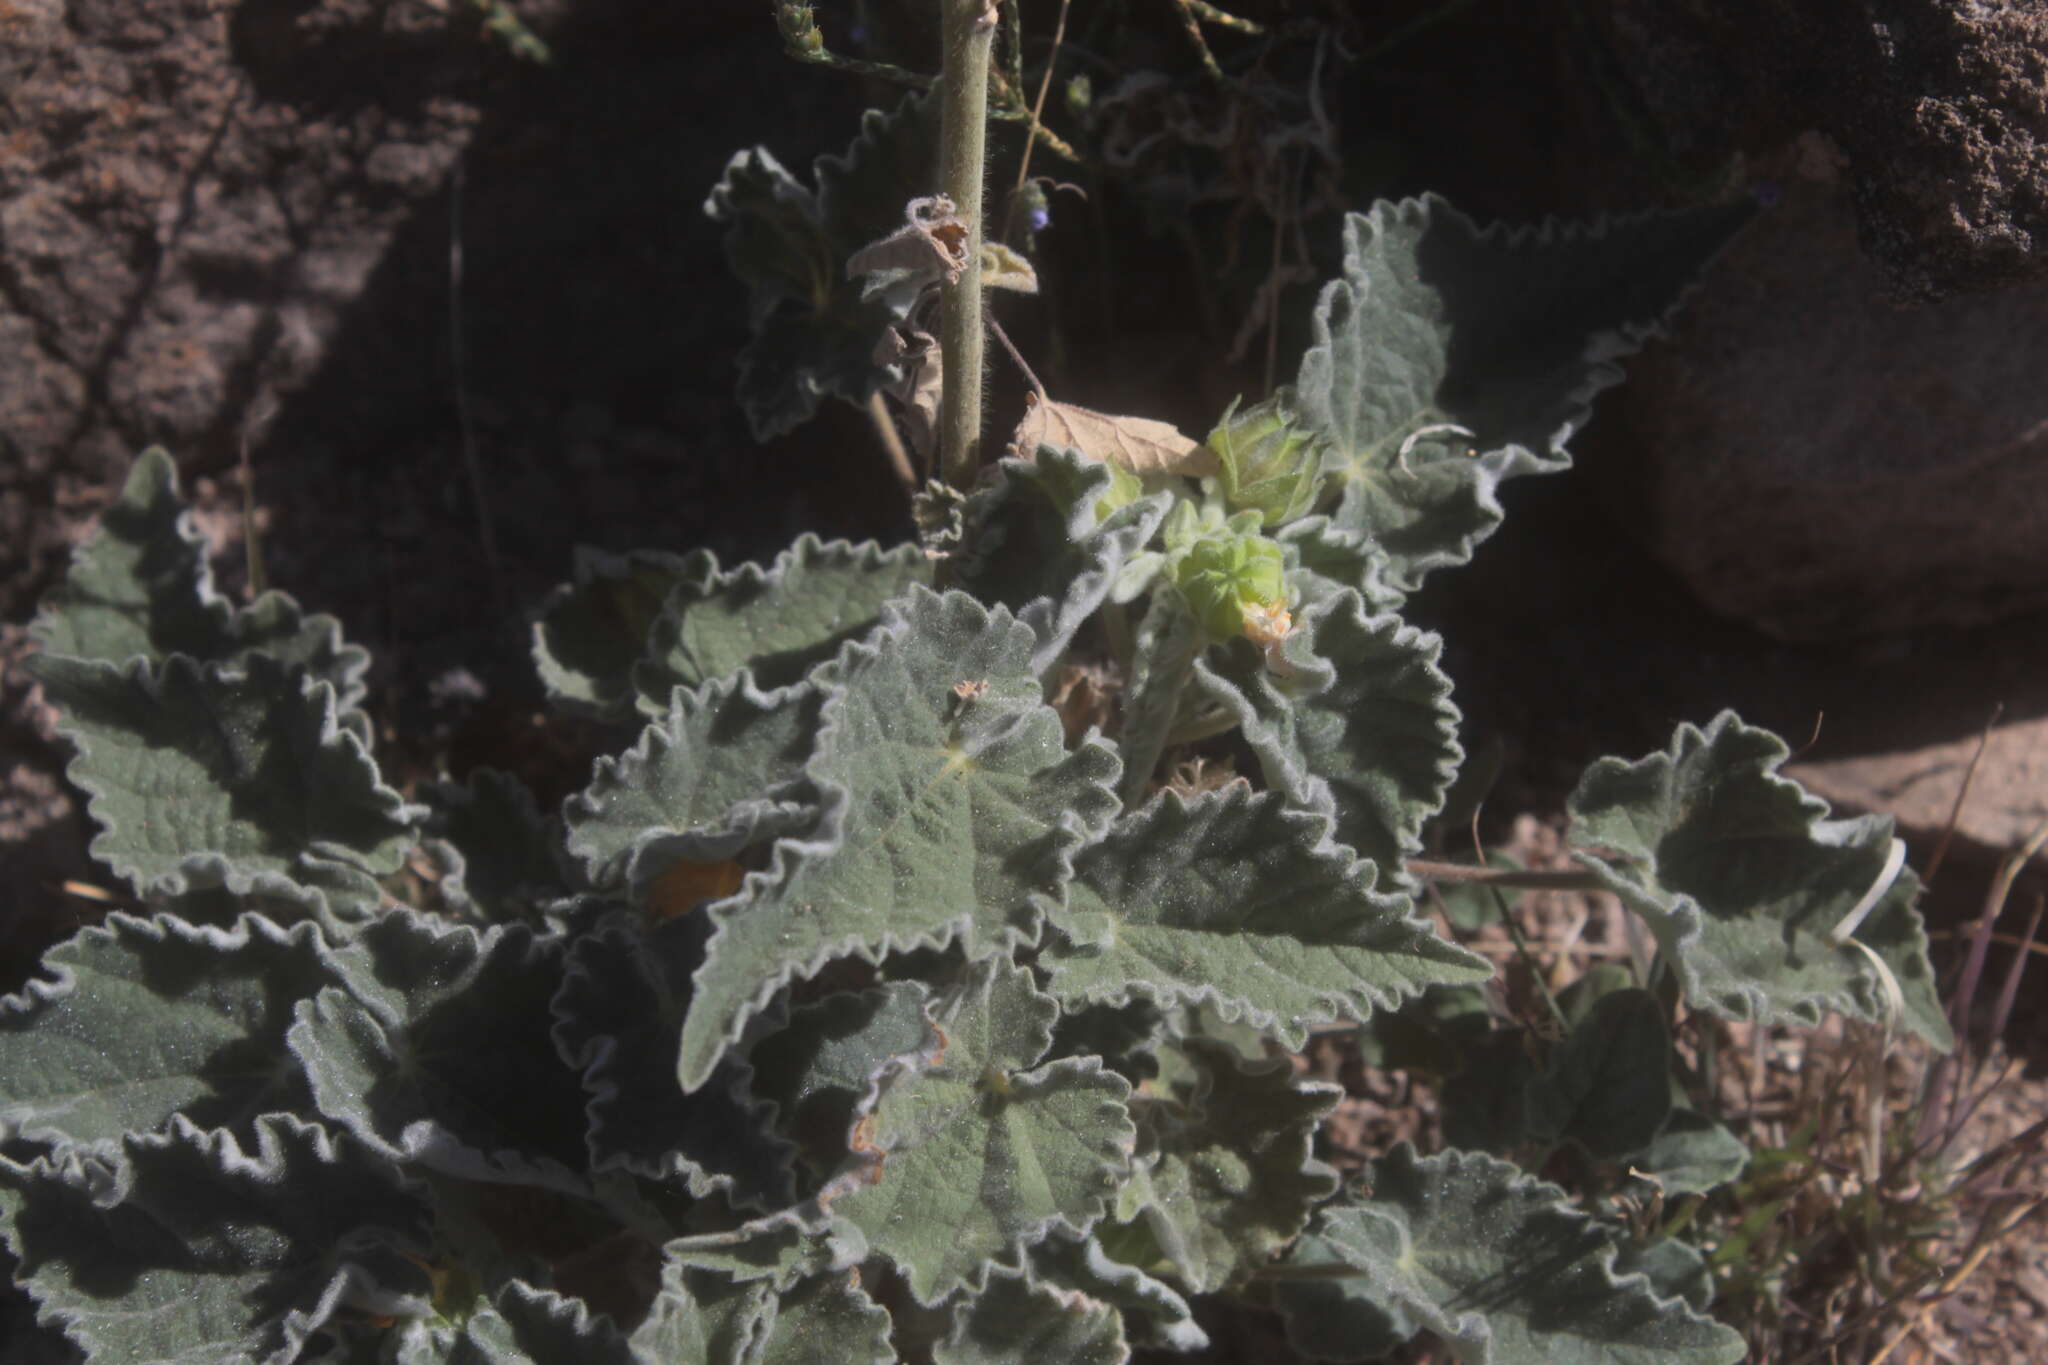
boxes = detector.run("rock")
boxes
[1586,0,2048,301]
[1789,714,2048,859]
[1591,164,2048,638]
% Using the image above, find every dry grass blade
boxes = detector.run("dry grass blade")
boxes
[1007,392,1219,474]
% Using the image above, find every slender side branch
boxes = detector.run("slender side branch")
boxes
[938,0,997,489]
[1407,858,1606,892]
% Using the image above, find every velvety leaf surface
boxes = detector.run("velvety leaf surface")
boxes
[634,535,932,702]
[532,547,705,720]
[1117,1040,1340,1292]
[0,912,336,1159]
[1632,1107,1749,1197]
[1030,1231,1209,1353]
[405,1281,637,1365]
[1275,1144,1746,1364]
[1044,787,1489,1047]
[563,671,823,903]
[31,448,368,713]
[291,914,591,1191]
[552,920,794,1207]
[744,982,933,1181]
[1297,194,1752,591]
[664,1208,866,1289]
[1276,516,1404,617]
[1193,590,1460,880]
[1529,989,1673,1160]
[1567,711,1950,1049]
[825,958,1135,1304]
[933,1263,1127,1365]
[1115,588,1200,805]
[628,1254,775,1364]
[750,1270,895,1364]
[0,1115,430,1365]
[422,769,568,926]
[955,449,1177,677]
[678,590,1120,1090]
[30,653,417,923]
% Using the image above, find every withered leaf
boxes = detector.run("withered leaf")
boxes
[1008,393,1218,476]
[979,242,1039,294]
[874,326,943,464]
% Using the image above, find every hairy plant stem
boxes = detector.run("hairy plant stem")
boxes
[938,0,995,490]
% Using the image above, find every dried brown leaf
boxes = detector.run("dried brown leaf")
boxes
[874,326,942,464]
[1007,392,1218,476]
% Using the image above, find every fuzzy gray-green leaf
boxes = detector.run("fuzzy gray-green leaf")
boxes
[0,912,337,1159]
[955,448,1177,677]
[934,1262,1128,1365]
[1298,195,1751,592]
[291,913,591,1191]
[1193,590,1460,881]
[563,670,823,905]
[1529,989,1673,1160]
[1567,711,1950,1050]
[1045,787,1489,1047]
[826,958,1135,1304]
[634,535,932,707]
[31,652,418,924]
[1117,1039,1340,1293]
[744,982,934,1182]
[0,1115,431,1365]
[31,448,369,713]
[532,546,707,720]
[553,920,795,1207]
[1275,1144,1745,1364]
[677,589,1120,1091]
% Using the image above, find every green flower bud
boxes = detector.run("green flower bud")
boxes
[1205,391,1330,529]
[1174,531,1287,640]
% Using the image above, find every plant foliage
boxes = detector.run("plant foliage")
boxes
[2,52,1945,1365]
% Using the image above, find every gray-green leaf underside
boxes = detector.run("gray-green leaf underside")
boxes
[30,652,418,924]
[1275,1144,1745,1365]
[1567,711,1950,1049]
[677,588,1121,1091]
[825,958,1136,1304]
[1044,786,1489,1047]
[1192,589,1462,881]
[1298,194,1753,593]
[0,1115,431,1365]
[31,447,368,714]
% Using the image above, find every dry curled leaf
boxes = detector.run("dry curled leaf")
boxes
[979,241,1039,294]
[874,326,943,464]
[1008,392,1218,476]
[847,195,970,296]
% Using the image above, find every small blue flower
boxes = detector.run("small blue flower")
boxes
[1028,206,1050,234]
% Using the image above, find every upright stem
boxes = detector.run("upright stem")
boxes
[938,0,994,490]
